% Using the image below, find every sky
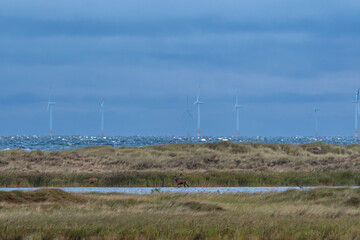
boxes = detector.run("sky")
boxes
[0,0,359,136]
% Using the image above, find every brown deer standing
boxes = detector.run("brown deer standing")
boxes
[83,178,98,184]
[174,176,189,187]
[296,183,303,190]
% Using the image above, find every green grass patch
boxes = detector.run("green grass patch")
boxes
[0,171,360,187]
[0,188,84,203]
[1,188,360,239]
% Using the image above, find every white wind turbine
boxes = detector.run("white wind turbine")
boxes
[99,98,105,137]
[353,89,360,137]
[314,108,320,137]
[194,90,204,137]
[47,94,55,137]
[233,96,242,136]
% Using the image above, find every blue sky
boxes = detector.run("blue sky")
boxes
[0,0,359,136]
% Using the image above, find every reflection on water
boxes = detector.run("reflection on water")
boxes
[1,186,358,194]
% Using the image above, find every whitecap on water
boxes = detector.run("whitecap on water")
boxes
[0,136,359,151]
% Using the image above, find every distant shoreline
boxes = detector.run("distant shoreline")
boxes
[0,136,359,151]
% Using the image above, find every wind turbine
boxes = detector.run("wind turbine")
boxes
[99,99,105,137]
[233,96,242,136]
[314,108,320,137]
[47,95,56,137]
[184,95,192,137]
[194,91,204,137]
[352,89,360,137]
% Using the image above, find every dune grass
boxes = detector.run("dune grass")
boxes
[1,188,360,239]
[0,141,360,187]
[0,188,84,203]
[1,141,360,173]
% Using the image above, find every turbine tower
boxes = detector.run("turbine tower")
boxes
[314,108,320,137]
[99,99,105,137]
[234,96,242,136]
[184,95,192,137]
[194,91,204,137]
[47,95,56,137]
[352,89,360,137]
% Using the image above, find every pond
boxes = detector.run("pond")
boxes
[1,186,357,194]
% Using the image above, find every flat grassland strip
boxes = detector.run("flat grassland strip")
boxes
[1,171,360,187]
[1,188,360,239]
[0,141,360,186]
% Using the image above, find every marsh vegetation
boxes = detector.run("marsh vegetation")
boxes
[1,142,359,172]
[0,142,360,186]
[1,188,360,239]
[1,171,360,187]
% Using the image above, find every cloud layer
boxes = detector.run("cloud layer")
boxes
[0,0,359,136]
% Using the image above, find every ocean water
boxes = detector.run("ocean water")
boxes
[0,136,359,151]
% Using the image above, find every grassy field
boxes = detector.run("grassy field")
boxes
[1,141,360,173]
[1,141,360,187]
[1,170,360,187]
[1,188,360,239]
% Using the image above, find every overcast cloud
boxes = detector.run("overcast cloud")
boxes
[0,0,359,136]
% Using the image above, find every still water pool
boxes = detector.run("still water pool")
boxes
[1,186,358,194]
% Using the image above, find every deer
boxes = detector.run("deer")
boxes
[83,178,98,184]
[174,176,189,187]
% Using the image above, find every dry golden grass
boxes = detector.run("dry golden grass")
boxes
[0,142,359,174]
[1,188,360,239]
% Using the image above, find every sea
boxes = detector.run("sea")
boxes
[0,136,359,151]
